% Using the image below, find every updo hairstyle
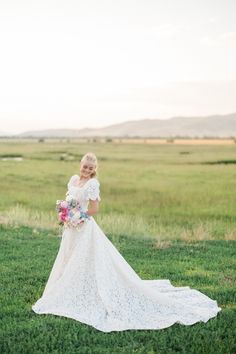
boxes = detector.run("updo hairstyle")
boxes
[80,152,98,178]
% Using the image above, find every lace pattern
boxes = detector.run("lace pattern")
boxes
[84,179,101,202]
[32,176,221,332]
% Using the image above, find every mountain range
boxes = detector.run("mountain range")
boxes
[1,113,235,138]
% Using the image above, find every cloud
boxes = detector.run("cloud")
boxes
[102,79,236,117]
[151,24,180,39]
[209,16,218,24]
[142,23,190,41]
[201,31,236,47]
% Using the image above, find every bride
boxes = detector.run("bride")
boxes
[32,152,221,332]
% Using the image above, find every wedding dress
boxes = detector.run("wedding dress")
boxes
[32,175,221,332]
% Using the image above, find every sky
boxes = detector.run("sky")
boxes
[0,0,236,133]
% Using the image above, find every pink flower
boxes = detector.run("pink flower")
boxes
[59,209,68,222]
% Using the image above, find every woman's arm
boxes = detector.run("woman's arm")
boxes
[87,200,99,216]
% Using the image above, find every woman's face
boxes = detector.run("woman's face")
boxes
[80,161,96,179]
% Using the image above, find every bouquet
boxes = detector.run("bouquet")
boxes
[56,194,90,230]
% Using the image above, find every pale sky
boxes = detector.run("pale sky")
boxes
[0,0,236,133]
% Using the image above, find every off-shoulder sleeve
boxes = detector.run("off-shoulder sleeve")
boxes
[84,178,101,201]
[67,175,79,189]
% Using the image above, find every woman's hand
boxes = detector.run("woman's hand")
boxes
[87,199,99,216]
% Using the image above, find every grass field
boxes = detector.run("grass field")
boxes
[0,139,235,353]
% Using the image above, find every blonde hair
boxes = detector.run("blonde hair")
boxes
[80,152,98,178]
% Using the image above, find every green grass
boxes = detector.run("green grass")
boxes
[0,225,235,354]
[0,140,236,353]
[0,140,235,240]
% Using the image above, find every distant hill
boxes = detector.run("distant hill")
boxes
[17,113,236,138]
[0,131,13,137]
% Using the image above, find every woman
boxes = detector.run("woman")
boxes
[32,152,221,332]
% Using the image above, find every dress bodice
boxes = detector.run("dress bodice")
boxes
[32,173,221,333]
[66,175,101,212]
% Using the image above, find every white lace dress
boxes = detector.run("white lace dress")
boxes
[32,175,221,332]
